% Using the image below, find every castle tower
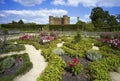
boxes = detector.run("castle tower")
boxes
[63,15,70,25]
[49,15,70,25]
[49,16,54,25]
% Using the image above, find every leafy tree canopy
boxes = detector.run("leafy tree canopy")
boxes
[90,7,118,29]
[18,19,24,24]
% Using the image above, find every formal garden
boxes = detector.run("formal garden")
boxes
[0,6,120,81]
[0,29,120,81]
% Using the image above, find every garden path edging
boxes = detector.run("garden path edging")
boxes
[13,45,47,81]
[0,44,47,81]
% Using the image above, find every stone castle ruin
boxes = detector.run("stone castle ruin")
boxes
[49,15,70,25]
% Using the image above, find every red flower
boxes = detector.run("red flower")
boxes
[73,58,79,63]
[68,62,75,67]
[68,58,79,67]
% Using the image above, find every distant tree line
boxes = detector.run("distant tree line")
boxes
[1,7,120,32]
[10,19,24,24]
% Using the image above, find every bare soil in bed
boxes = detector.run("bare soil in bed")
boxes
[61,55,91,81]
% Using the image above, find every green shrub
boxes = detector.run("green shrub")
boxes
[0,53,33,81]
[0,44,25,54]
[89,54,120,81]
[15,53,33,75]
[61,46,76,57]
[63,42,76,50]
[100,45,120,57]
[37,49,66,81]
[73,29,81,43]
[86,50,102,61]
[60,36,73,42]
[94,41,104,47]
[63,39,92,58]
[0,57,15,73]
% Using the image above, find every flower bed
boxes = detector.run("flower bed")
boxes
[103,38,120,49]
[99,32,120,49]
[19,35,33,40]
[89,54,120,81]
[16,39,65,81]
[0,53,33,81]
[16,34,120,81]
[39,36,54,44]
[61,54,90,81]
[0,44,25,54]
[37,49,65,81]
[39,31,59,44]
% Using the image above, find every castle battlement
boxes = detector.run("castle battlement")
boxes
[49,15,70,25]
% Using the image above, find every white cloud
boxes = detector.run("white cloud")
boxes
[70,17,77,24]
[67,0,98,7]
[0,9,68,24]
[80,14,91,22]
[0,14,6,17]
[98,0,120,7]
[52,0,120,7]
[13,0,45,6]
[52,0,66,5]
[0,9,91,24]
[84,14,90,19]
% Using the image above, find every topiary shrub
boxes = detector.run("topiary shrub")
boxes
[0,56,15,73]
[86,50,102,61]
[73,29,81,43]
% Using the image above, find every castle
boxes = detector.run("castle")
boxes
[49,15,70,25]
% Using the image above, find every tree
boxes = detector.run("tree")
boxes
[90,7,107,28]
[90,7,118,29]
[116,14,120,22]
[12,20,17,24]
[107,15,118,27]
[18,19,24,24]
[76,20,86,30]
[85,22,95,31]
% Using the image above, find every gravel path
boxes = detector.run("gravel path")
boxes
[0,44,47,81]
[0,50,26,58]
[14,45,47,81]
[110,72,120,81]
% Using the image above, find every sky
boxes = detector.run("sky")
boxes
[0,0,120,24]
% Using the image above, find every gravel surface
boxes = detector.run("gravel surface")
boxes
[14,45,47,81]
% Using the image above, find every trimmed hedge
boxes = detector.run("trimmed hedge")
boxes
[16,39,65,81]
[49,24,83,31]
[1,24,45,31]
[0,44,25,54]
[62,39,92,58]
[0,53,33,81]
[89,54,120,81]
[37,49,66,81]
[1,24,83,31]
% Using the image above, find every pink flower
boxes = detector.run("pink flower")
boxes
[19,35,33,40]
